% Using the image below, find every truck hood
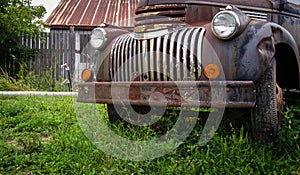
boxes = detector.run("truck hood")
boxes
[138,0,284,10]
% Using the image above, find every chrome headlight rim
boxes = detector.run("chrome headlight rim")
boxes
[212,10,241,40]
[90,27,107,49]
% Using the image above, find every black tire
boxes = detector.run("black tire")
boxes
[107,104,157,125]
[251,59,280,141]
[107,104,125,124]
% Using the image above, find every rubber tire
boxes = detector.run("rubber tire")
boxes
[251,59,279,141]
[107,104,152,124]
[107,104,125,124]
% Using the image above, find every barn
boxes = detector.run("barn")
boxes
[31,0,139,88]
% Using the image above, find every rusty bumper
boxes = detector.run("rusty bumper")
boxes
[77,81,255,108]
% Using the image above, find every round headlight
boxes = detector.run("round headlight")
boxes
[212,11,241,40]
[90,28,107,49]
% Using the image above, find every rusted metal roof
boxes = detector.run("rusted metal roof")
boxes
[45,0,139,30]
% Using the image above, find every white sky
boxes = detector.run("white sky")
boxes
[31,0,61,21]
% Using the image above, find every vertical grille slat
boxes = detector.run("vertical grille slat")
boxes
[176,28,187,81]
[110,36,122,80]
[122,36,130,81]
[133,39,138,79]
[190,28,201,80]
[183,28,194,80]
[128,35,134,81]
[110,27,206,82]
[156,37,162,81]
[119,35,127,81]
[150,39,155,81]
[197,29,206,79]
[137,40,143,79]
[177,34,182,81]
[169,32,177,81]
[113,36,122,81]
[162,35,169,81]
[142,40,148,80]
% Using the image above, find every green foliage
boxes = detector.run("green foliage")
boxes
[0,63,61,91]
[0,67,32,91]
[10,46,39,63]
[17,65,56,91]
[0,0,46,44]
[0,96,299,174]
[0,0,46,75]
[279,105,300,150]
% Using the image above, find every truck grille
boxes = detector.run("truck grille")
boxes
[220,8,268,21]
[110,27,206,82]
[243,10,268,21]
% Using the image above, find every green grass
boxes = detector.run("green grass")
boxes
[0,96,299,174]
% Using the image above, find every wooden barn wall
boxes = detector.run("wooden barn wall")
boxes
[20,27,91,86]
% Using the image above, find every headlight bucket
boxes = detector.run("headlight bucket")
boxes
[90,27,107,49]
[212,11,240,40]
[212,5,250,40]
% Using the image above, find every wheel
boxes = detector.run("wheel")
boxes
[107,104,125,124]
[251,58,283,141]
[107,104,161,125]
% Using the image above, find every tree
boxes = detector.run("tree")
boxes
[0,0,46,44]
[0,0,46,75]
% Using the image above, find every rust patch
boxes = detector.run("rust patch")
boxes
[276,83,284,125]
[77,81,256,108]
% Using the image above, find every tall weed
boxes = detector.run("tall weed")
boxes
[0,68,31,91]
[279,105,300,150]
[0,63,61,91]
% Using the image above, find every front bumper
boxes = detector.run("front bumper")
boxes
[77,81,255,108]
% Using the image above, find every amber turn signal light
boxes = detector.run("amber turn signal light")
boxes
[203,64,220,79]
[81,69,94,82]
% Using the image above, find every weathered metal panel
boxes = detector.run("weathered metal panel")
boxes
[46,0,139,29]
[140,0,279,10]
[77,81,256,108]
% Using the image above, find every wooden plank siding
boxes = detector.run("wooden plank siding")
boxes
[18,27,91,86]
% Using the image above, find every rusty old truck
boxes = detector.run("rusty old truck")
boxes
[77,0,300,141]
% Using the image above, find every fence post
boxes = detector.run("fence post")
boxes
[70,27,76,85]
